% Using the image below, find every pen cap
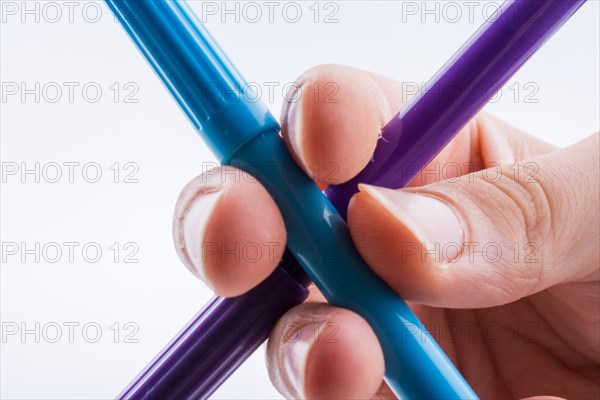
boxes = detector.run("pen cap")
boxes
[106,0,279,162]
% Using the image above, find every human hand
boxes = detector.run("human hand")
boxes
[173,64,599,399]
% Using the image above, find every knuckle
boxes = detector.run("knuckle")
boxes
[474,161,555,294]
[500,161,553,245]
[472,161,553,247]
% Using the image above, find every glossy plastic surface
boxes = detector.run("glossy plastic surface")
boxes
[107,0,585,399]
[106,0,278,162]
[229,133,476,399]
[107,1,475,397]
[117,264,309,400]
[326,0,586,217]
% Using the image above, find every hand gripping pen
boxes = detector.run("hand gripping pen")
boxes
[106,1,585,399]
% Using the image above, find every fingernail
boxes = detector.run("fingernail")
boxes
[359,184,464,263]
[283,83,309,170]
[281,323,316,398]
[180,187,225,282]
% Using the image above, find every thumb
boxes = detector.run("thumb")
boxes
[348,133,599,308]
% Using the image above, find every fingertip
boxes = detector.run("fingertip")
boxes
[348,188,448,303]
[204,177,286,296]
[303,308,384,399]
[281,64,384,185]
[173,167,286,297]
[268,303,384,400]
[350,184,534,309]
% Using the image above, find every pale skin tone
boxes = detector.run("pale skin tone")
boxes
[172,65,600,399]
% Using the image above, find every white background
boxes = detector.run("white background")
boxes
[1,1,598,399]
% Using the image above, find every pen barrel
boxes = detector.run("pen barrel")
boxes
[107,0,476,397]
[105,0,279,162]
[229,132,476,399]
[109,0,585,398]
[325,0,586,216]
[117,264,309,400]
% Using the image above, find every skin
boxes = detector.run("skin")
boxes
[173,65,600,399]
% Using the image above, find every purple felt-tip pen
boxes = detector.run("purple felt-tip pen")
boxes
[109,1,585,399]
